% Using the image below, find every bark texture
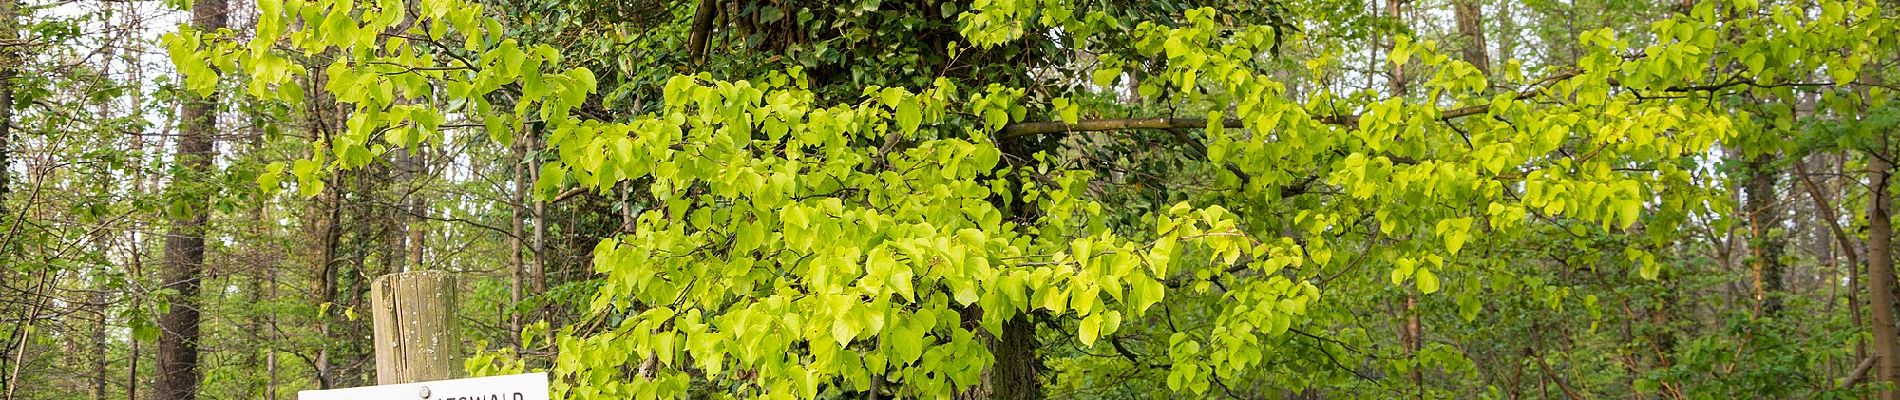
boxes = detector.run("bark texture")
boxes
[154,1,226,397]
[1866,151,1898,400]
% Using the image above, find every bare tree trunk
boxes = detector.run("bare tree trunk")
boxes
[509,138,525,340]
[686,0,718,64]
[87,10,113,397]
[0,0,19,287]
[126,339,136,400]
[311,150,344,390]
[121,9,147,395]
[0,0,16,214]
[153,0,226,396]
[1452,0,1489,75]
[92,275,109,400]
[267,261,279,400]
[1866,148,1899,400]
[1406,296,1423,399]
[529,134,547,322]
[392,146,426,274]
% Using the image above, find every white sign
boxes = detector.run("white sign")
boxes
[298,372,549,400]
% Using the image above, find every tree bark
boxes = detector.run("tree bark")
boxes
[686,0,718,64]
[392,147,426,274]
[303,57,346,389]
[989,316,1039,400]
[1452,0,1489,75]
[1747,155,1785,316]
[956,111,1052,400]
[955,311,1040,400]
[0,0,18,219]
[530,133,547,321]
[1866,149,1899,400]
[92,274,108,400]
[154,0,225,396]
[509,137,526,341]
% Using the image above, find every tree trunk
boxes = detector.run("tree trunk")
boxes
[1748,155,1785,316]
[0,0,17,218]
[955,311,1040,400]
[509,137,526,341]
[1386,3,1424,396]
[392,145,426,274]
[92,274,109,400]
[1866,149,1898,400]
[120,9,147,395]
[530,133,547,321]
[1385,0,1408,95]
[305,69,345,390]
[989,316,1039,400]
[153,0,225,396]
[1452,0,1489,75]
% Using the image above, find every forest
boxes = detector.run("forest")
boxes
[1,0,1897,398]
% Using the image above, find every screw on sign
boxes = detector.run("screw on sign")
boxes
[297,372,549,400]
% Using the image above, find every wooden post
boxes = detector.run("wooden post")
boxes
[370,270,460,385]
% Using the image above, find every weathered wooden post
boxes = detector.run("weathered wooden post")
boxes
[303,271,543,400]
[370,270,460,385]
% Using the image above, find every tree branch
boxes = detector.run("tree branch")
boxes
[686,0,719,65]
[999,118,1244,139]
[995,70,1589,140]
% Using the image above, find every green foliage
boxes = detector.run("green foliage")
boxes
[157,0,1900,397]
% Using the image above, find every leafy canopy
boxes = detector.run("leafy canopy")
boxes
[166,0,1893,397]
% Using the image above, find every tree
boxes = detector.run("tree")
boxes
[154,0,226,397]
[0,0,1787,398]
[1867,126,1898,400]
[163,0,1886,399]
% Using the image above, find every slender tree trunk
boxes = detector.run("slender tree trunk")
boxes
[310,149,344,390]
[407,155,426,272]
[0,0,18,221]
[153,0,225,396]
[267,260,280,400]
[92,273,109,400]
[1385,0,1408,95]
[686,0,717,64]
[392,142,426,274]
[1748,155,1785,316]
[509,136,526,339]
[1866,148,1899,400]
[0,0,16,195]
[126,339,136,400]
[122,9,147,395]
[530,134,547,321]
[89,18,116,399]
[1452,0,1489,75]
[297,44,347,389]
[1385,3,1425,397]
[1865,18,1898,393]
